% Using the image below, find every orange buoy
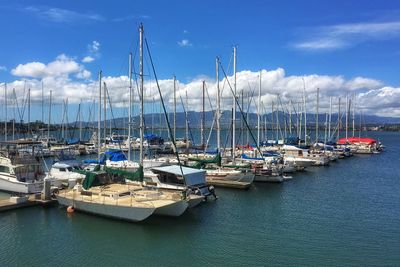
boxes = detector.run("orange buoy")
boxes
[67,206,75,213]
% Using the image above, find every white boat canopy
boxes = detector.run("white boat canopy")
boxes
[151,165,206,187]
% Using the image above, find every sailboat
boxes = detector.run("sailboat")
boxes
[57,24,190,220]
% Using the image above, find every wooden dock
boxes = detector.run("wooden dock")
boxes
[0,195,56,212]
[206,179,252,189]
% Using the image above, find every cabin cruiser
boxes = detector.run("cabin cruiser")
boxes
[0,141,45,194]
[47,161,86,188]
[145,165,216,208]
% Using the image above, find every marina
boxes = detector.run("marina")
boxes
[0,131,399,266]
[1,1,400,265]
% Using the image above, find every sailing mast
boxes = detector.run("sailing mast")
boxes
[232,46,237,163]
[48,90,52,142]
[103,81,107,144]
[289,99,292,136]
[98,70,102,160]
[28,88,31,136]
[79,99,82,142]
[216,57,220,153]
[352,93,356,137]
[173,75,176,142]
[12,88,15,140]
[257,71,261,155]
[345,94,349,140]
[41,81,44,123]
[4,83,7,141]
[201,80,205,149]
[139,23,144,165]
[316,87,319,143]
[337,97,341,140]
[246,92,251,144]
[127,52,132,161]
[302,78,307,145]
[185,90,189,152]
[328,97,332,141]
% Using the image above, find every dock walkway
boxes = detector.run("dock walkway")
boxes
[0,195,56,212]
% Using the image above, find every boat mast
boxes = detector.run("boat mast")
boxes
[328,97,332,141]
[79,99,82,142]
[139,23,144,165]
[48,90,52,141]
[61,100,65,141]
[28,88,31,136]
[103,80,107,144]
[302,78,307,145]
[275,95,279,140]
[4,83,7,141]
[128,53,132,161]
[257,70,261,153]
[246,92,251,144]
[298,101,302,144]
[232,46,237,163]
[173,75,176,141]
[337,96,341,140]
[41,81,44,123]
[201,80,205,149]
[159,100,162,136]
[271,101,275,140]
[12,88,15,140]
[345,94,348,140]
[185,90,189,152]
[324,111,328,145]
[352,93,356,137]
[289,99,292,136]
[152,97,155,133]
[316,87,319,143]
[216,57,220,153]
[98,70,102,160]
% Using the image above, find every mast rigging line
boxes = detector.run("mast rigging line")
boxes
[144,36,185,179]
[218,60,263,157]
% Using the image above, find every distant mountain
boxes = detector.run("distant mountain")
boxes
[70,110,400,128]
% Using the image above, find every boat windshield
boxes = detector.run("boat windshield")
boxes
[14,164,42,175]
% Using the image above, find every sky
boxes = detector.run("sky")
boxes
[1,0,400,124]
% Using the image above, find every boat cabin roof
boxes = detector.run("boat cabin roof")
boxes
[151,165,206,186]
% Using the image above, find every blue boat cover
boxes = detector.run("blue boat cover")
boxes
[241,154,264,161]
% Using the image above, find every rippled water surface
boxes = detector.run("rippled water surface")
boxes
[1,131,399,266]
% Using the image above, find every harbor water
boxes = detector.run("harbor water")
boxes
[1,131,399,266]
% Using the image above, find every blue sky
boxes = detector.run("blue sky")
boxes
[1,0,400,122]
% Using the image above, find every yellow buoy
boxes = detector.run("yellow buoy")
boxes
[67,206,75,213]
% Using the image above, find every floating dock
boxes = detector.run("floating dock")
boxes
[0,194,56,212]
[206,179,252,189]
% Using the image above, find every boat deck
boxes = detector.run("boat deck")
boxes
[58,185,183,209]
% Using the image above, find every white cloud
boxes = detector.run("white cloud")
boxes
[177,39,192,47]
[112,14,151,22]
[293,21,400,51]
[82,41,101,62]
[4,64,400,117]
[82,56,95,63]
[0,66,7,71]
[88,41,100,53]
[25,6,104,23]
[11,54,90,79]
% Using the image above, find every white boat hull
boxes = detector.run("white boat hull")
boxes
[254,174,284,183]
[57,195,155,222]
[153,199,188,217]
[0,176,43,194]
